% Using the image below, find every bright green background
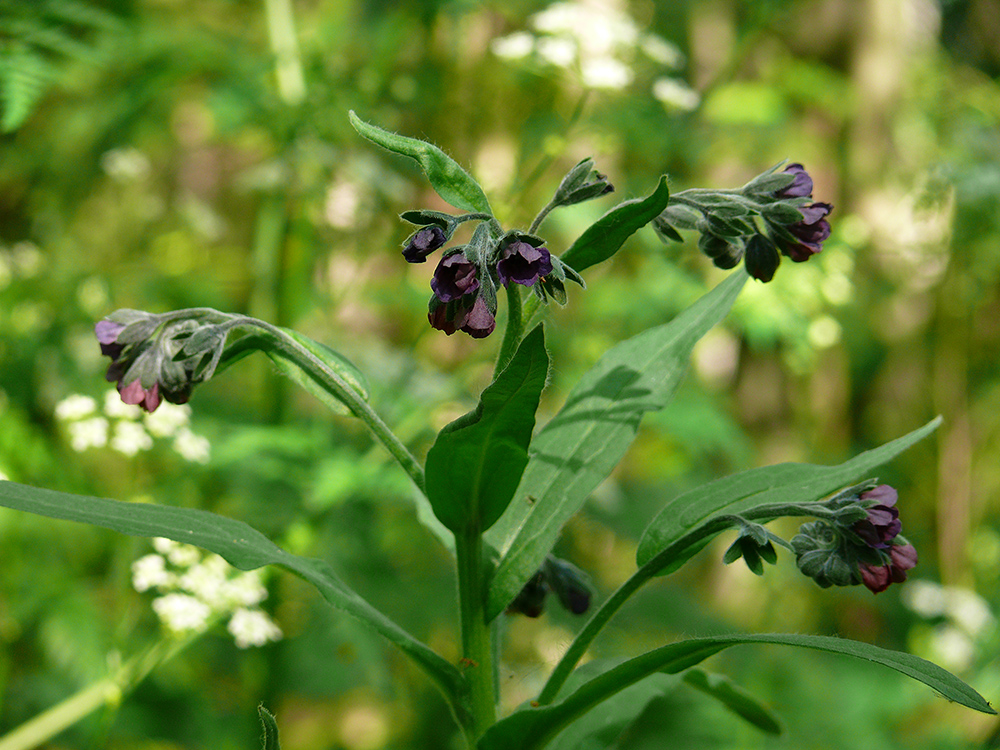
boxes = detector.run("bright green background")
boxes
[2,0,999,747]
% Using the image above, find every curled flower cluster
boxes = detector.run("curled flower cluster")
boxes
[654,162,834,283]
[792,484,917,594]
[400,218,555,339]
[132,537,282,648]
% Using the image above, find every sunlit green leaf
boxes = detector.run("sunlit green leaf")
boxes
[477,633,994,750]
[258,705,281,750]
[636,417,942,575]
[425,326,549,533]
[559,176,670,274]
[484,271,747,621]
[350,110,491,214]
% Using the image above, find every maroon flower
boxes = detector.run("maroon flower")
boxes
[776,163,814,199]
[431,252,480,302]
[402,226,448,263]
[860,543,918,594]
[496,241,553,288]
[779,202,833,262]
[119,378,163,413]
[852,485,902,549]
[427,295,496,339]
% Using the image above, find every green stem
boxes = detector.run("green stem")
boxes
[0,634,197,750]
[495,282,524,375]
[537,503,846,703]
[230,317,427,492]
[455,529,497,742]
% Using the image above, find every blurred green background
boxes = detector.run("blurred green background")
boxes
[2,0,1000,747]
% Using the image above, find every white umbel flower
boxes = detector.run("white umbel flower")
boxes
[152,593,212,633]
[55,395,97,421]
[227,608,282,649]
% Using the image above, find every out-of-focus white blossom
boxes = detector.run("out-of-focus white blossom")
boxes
[104,389,142,419]
[56,389,210,461]
[111,420,153,456]
[227,608,283,649]
[55,395,98,421]
[173,428,211,464]
[67,417,110,451]
[491,0,687,96]
[152,593,212,633]
[135,539,280,648]
[144,401,191,438]
[132,554,174,592]
[652,77,701,111]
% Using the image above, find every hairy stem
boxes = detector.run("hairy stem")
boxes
[495,282,524,375]
[455,529,497,742]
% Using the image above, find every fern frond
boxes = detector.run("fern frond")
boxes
[0,47,55,132]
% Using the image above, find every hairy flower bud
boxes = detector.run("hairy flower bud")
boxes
[402,226,448,263]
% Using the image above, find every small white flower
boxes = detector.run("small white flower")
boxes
[581,57,632,89]
[490,31,535,60]
[536,36,577,68]
[652,77,700,110]
[67,417,110,451]
[132,554,173,592]
[110,421,154,456]
[640,34,684,67]
[173,428,211,464]
[153,537,179,555]
[227,608,282,649]
[144,402,191,438]
[55,395,98,421]
[165,542,202,569]
[222,571,269,608]
[104,389,143,419]
[152,593,212,632]
[179,556,230,604]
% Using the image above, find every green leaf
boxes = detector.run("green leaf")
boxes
[265,327,369,417]
[681,669,781,735]
[635,417,942,575]
[477,633,994,750]
[546,663,681,750]
[0,480,466,716]
[559,176,670,274]
[485,271,748,620]
[349,110,491,214]
[258,705,281,750]
[425,326,549,533]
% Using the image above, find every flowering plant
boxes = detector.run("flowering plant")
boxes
[0,114,993,749]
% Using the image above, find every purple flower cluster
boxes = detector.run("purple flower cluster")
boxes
[774,163,833,264]
[96,319,191,413]
[852,485,918,594]
[401,221,553,339]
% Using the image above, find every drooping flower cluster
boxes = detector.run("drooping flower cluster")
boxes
[133,537,282,648]
[792,484,918,594]
[654,162,834,283]
[399,218,557,339]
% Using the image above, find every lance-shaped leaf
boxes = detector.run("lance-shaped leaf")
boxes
[559,176,670,274]
[636,417,942,575]
[0,480,467,721]
[485,271,747,621]
[477,633,994,750]
[349,110,492,215]
[425,326,549,533]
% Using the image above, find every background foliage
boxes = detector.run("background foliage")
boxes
[2,0,1000,748]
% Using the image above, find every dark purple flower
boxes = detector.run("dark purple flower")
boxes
[852,485,902,549]
[427,295,496,339]
[496,241,553,288]
[431,252,480,302]
[779,202,833,262]
[860,543,918,594]
[402,226,448,263]
[777,163,814,199]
